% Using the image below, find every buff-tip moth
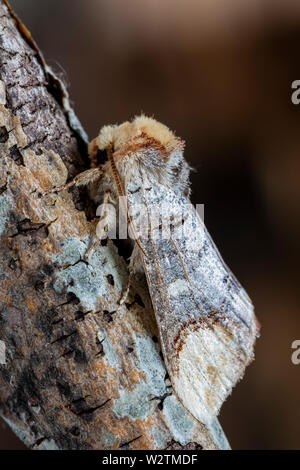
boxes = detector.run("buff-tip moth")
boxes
[46,115,259,425]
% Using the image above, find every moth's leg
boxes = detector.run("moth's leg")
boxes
[43,167,103,195]
[84,239,101,261]
[119,243,142,306]
[85,190,115,259]
[88,137,99,168]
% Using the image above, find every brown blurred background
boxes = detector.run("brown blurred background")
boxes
[1,0,300,449]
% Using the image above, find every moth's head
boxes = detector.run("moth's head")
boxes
[96,115,184,157]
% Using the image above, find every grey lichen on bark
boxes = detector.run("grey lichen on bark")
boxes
[0,0,230,450]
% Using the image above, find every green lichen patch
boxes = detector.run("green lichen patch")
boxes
[162,395,195,445]
[54,261,106,311]
[101,429,117,448]
[89,243,128,295]
[54,238,87,267]
[151,424,169,448]
[112,335,168,422]
[135,335,167,397]
[0,194,11,236]
[102,333,121,370]
[112,382,153,420]
[207,417,230,450]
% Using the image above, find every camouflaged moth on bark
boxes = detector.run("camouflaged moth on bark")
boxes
[47,115,259,425]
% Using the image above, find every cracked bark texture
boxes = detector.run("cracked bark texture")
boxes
[0,1,230,450]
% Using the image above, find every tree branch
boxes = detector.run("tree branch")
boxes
[0,0,229,450]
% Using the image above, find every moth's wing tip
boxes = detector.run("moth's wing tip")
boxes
[170,318,258,425]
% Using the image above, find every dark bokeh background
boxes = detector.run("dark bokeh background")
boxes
[1,0,300,449]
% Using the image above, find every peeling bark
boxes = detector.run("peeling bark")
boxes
[0,0,230,450]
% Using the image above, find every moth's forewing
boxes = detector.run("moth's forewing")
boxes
[126,167,258,425]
